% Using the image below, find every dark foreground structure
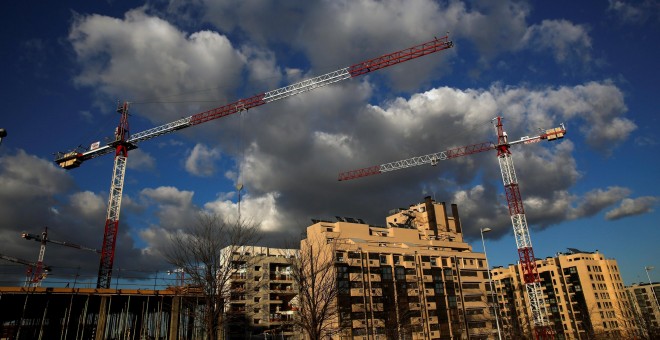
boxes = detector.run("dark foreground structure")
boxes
[0,286,206,340]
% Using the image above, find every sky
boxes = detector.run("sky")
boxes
[0,0,658,287]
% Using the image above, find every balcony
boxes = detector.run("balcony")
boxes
[369,274,381,282]
[405,275,418,282]
[350,288,364,296]
[352,319,366,328]
[231,274,246,281]
[352,304,367,312]
[403,262,416,269]
[270,273,293,281]
[407,288,420,296]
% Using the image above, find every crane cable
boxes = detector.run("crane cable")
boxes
[236,109,245,223]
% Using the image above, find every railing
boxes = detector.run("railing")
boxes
[0,264,202,290]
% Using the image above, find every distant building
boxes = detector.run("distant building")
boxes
[223,246,298,339]
[304,197,498,340]
[625,281,660,339]
[491,249,637,339]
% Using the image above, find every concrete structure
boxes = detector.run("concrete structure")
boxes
[491,249,637,339]
[304,197,497,340]
[224,246,298,339]
[625,281,660,339]
[0,286,205,340]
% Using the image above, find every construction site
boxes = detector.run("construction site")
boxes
[0,23,652,339]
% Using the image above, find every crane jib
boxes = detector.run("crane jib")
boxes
[348,37,453,77]
[55,34,454,168]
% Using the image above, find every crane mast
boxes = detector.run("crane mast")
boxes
[54,35,454,288]
[338,117,565,339]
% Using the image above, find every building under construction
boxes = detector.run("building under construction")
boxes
[0,286,206,340]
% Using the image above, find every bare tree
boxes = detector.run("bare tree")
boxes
[165,213,261,340]
[287,237,342,340]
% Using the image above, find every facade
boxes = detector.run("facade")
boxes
[304,197,498,340]
[625,281,660,339]
[491,249,637,339]
[224,246,298,339]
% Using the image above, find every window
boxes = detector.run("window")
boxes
[395,267,405,280]
[382,267,393,280]
[338,280,350,294]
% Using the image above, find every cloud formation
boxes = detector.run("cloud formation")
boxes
[185,143,222,177]
[605,196,658,220]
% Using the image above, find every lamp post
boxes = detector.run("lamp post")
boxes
[481,227,502,340]
[645,266,659,312]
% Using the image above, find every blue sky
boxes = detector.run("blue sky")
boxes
[0,0,658,287]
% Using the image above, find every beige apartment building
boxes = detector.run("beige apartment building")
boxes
[224,246,298,339]
[491,249,637,339]
[625,281,660,339]
[303,197,498,340]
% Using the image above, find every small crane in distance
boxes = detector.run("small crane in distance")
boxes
[338,116,566,339]
[0,253,52,287]
[20,227,101,287]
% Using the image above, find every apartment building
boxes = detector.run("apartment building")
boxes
[625,281,660,339]
[303,197,498,340]
[491,249,636,339]
[224,246,298,339]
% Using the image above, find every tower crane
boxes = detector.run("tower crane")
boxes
[20,228,100,287]
[0,253,51,287]
[338,116,566,339]
[54,35,454,288]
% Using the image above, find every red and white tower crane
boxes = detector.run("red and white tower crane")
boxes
[54,35,454,288]
[338,116,566,339]
[20,228,102,287]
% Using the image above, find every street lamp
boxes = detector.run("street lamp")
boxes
[645,266,659,312]
[481,227,502,340]
[0,128,6,145]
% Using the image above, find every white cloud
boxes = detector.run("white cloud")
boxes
[605,196,658,220]
[68,191,106,221]
[140,186,199,230]
[520,19,592,64]
[126,148,156,171]
[184,143,222,177]
[608,0,659,24]
[203,192,284,232]
[69,8,246,125]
